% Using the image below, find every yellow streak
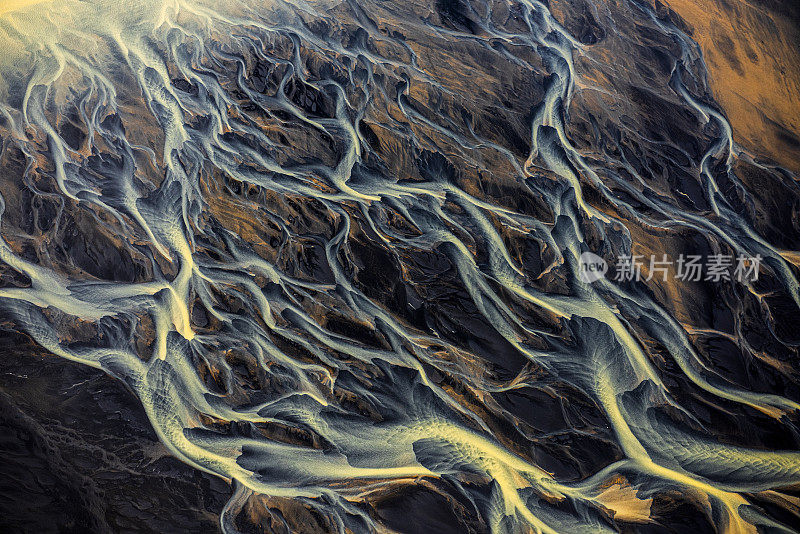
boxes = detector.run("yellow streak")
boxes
[0,0,48,16]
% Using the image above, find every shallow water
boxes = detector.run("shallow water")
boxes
[0,0,799,532]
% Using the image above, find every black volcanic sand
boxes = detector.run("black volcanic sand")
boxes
[0,0,798,533]
[0,329,230,533]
